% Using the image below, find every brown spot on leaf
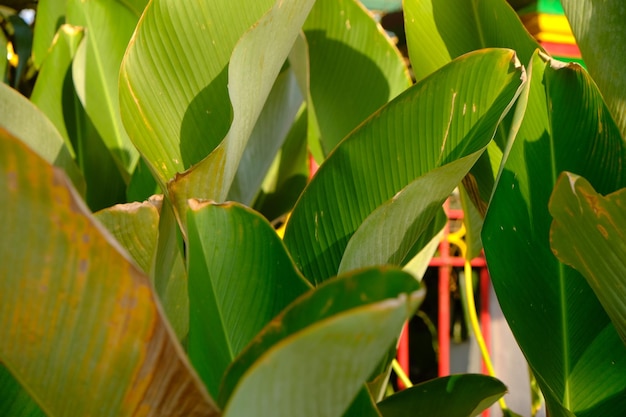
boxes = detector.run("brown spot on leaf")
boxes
[6,171,17,192]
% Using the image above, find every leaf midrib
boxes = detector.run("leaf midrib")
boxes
[545,64,572,409]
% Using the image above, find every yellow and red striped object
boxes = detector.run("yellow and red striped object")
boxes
[517,0,584,65]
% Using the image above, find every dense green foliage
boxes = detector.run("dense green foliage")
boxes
[1,0,626,416]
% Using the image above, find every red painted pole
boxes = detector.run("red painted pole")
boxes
[397,322,410,389]
[438,202,451,377]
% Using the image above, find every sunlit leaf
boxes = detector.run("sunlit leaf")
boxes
[303,0,411,155]
[0,128,218,416]
[403,0,539,82]
[550,172,626,346]
[219,268,424,417]
[30,24,83,155]
[561,0,626,139]
[483,51,626,417]
[30,23,127,212]
[94,197,161,275]
[68,0,141,179]
[31,0,66,68]
[186,200,311,399]
[0,82,84,194]
[227,66,304,205]
[95,196,188,342]
[0,33,7,84]
[284,48,524,284]
[338,151,484,274]
[167,0,316,226]
[403,0,541,251]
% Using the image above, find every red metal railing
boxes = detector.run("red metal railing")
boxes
[396,200,492,415]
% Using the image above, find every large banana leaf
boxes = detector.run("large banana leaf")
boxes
[227,67,304,205]
[0,82,84,194]
[219,268,425,417]
[377,374,506,417]
[0,128,218,416]
[120,0,251,184]
[149,198,189,342]
[186,200,311,399]
[284,48,524,284]
[29,24,83,155]
[252,106,310,222]
[31,0,66,68]
[120,0,313,214]
[29,23,127,212]
[402,0,541,255]
[95,196,189,341]
[167,0,316,223]
[67,0,144,179]
[550,172,626,346]
[483,51,626,417]
[403,0,539,82]
[561,0,626,139]
[303,0,411,156]
[94,198,161,275]
[337,152,482,274]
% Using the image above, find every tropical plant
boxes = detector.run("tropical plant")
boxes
[1,0,625,416]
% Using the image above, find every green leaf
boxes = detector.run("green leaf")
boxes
[284,48,524,284]
[30,24,83,156]
[118,0,148,16]
[151,198,189,342]
[561,0,626,140]
[31,0,66,68]
[67,0,140,179]
[360,0,402,13]
[227,66,304,205]
[403,0,541,236]
[94,197,161,275]
[167,0,316,224]
[0,128,218,416]
[401,207,446,279]
[121,0,313,216]
[303,0,411,154]
[483,51,626,417]
[0,364,45,417]
[126,157,160,203]
[253,106,309,222]
[377,374,507,417]
[96,196,188,342]
[0,82,85,195]
[30,23,127,212]
[120,0,242,185]
[186,200,311,399]
[0,29,7,83]
[219,268,425,416]
[403,0,539,82]
[550,173,626,346]
[338,151,485,274]
[343,387,382,417]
